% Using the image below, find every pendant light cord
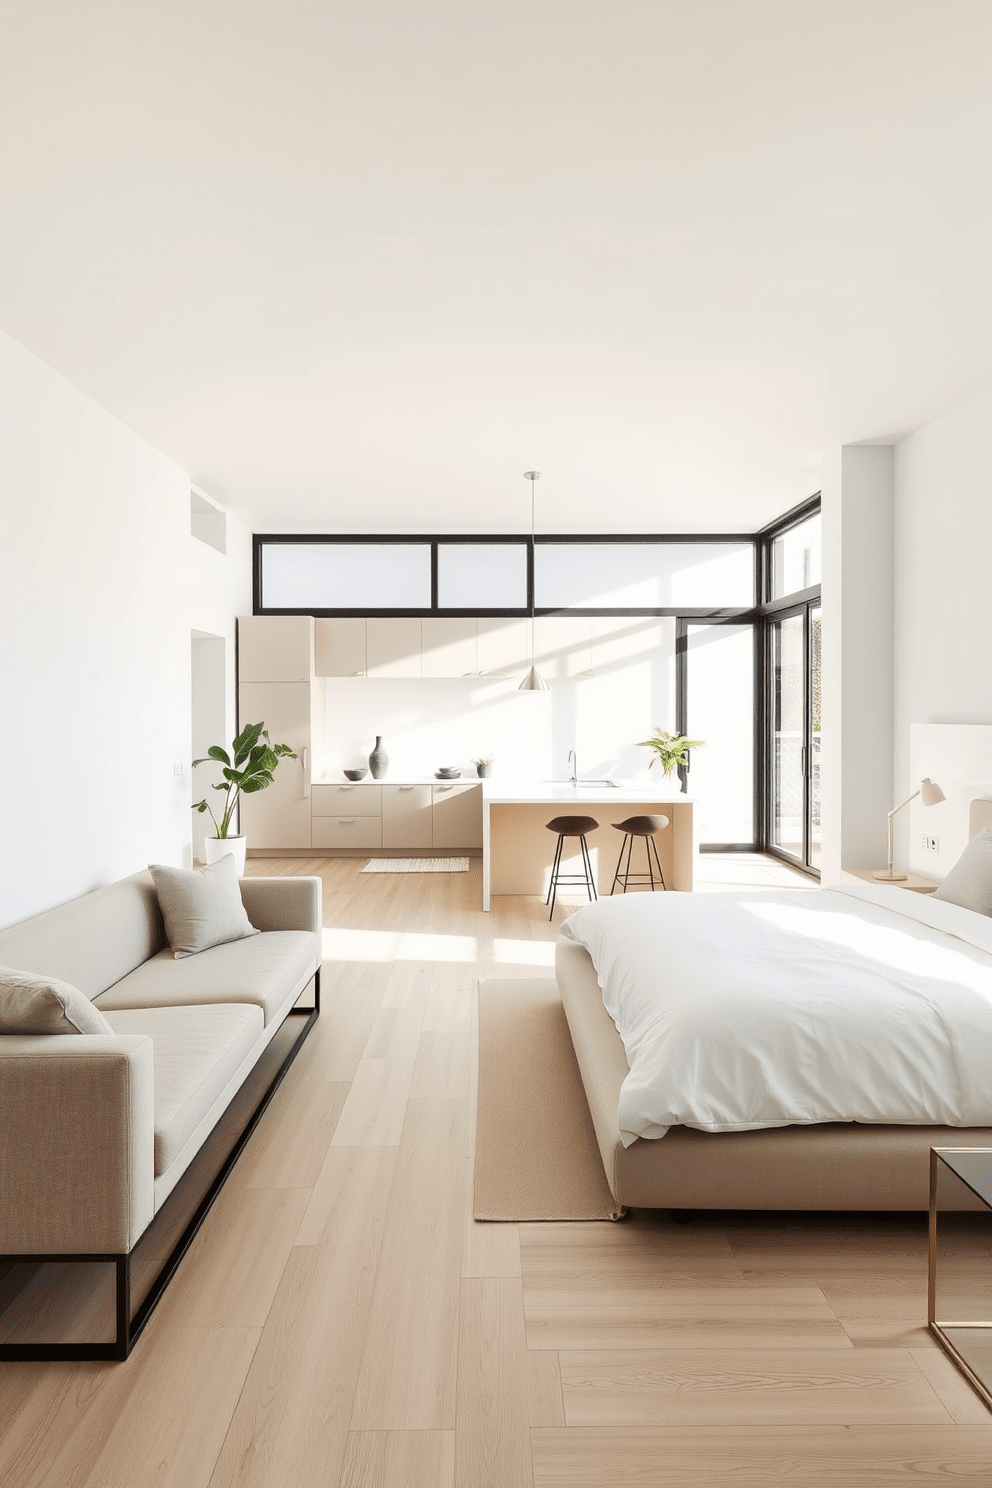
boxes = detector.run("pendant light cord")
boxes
[525,470,540,666]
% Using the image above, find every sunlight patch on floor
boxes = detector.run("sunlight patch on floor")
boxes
[491,938,557,967]
[322,926,478,963]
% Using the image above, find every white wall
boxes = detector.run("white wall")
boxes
[891,384,992,863]
[820,444,893,882]
[0,329,249,927]
[186,495,253,861]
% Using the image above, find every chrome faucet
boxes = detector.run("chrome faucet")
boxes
[568,749,578,785]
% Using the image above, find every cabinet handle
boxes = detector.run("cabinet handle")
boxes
[339,818,356,824]
[302,746,309,799]
[399,785,415,791]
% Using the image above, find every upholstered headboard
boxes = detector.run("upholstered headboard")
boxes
[969,799,992,839]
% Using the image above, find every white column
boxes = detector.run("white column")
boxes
[820,445,894,883]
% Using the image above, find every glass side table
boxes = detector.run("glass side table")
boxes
[929,1147,992,1411]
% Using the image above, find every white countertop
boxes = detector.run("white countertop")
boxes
[312,775,693,802]
[482,779,693,805]
[312,775,482,786]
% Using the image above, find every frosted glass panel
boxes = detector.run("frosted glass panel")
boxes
[261,543,431,609]
[437,544,527,608]
[536,543,753,608]
[685,623,754,844]
[771,514,821,598]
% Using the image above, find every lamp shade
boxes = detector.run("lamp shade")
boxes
[919,777,945,807]
[518,665,550,692]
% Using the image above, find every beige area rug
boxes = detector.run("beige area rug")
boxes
[474,978,624,1221]
[361,858,469,873]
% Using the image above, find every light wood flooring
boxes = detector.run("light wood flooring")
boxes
[2,855,992,1486]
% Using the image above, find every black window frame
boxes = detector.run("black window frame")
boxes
[754,494,823,876]
[252,531,759,619]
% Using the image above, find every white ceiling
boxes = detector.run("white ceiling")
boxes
[3,2,992,535]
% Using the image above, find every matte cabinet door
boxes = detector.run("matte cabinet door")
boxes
[315,619,367,676]
[381,785,432,848]
[421,618,477,677]
[432,783,483,848]
[311,817,381,850]
[311,784,382,816]
[238,683,311,848]
[367,619,422,678]
[238,617,313,682]
[476,618,532,677]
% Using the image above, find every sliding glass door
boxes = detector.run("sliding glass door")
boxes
[769,602,820,872]
[680,621,756,849]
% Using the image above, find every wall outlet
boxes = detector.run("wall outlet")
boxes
[922,833,939,853]
[173,761,185,777]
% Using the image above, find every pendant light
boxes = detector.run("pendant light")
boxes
[519,470,550,691]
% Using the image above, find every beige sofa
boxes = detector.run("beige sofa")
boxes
[0,869,322,1360]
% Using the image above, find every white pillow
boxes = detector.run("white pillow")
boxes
[149,855,259,959]
[0,966,114,1034]
[933,829,992,917]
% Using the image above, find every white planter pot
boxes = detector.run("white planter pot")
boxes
[203,835,247,876]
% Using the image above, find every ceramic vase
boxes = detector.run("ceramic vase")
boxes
[476,763,492,778]
[368,736,389,779]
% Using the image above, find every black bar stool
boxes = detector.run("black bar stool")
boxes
[610,814,670,894]
[545,815,599,918]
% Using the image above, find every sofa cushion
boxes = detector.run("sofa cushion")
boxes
[95,930,318,1025]
[0,872,166,1000]
[149,858,259,959]
[102,1004,263,1176]
[0,966,114,1034]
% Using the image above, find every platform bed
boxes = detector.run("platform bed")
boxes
[556,937,992,1211]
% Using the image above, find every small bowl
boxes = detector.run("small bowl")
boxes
[435,767,461,779]
[343,767,368,781]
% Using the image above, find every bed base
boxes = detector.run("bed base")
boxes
[556,938,992,1211]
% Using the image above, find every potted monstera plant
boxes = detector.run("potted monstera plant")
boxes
[637,728,704,786]
[192,721,297,875]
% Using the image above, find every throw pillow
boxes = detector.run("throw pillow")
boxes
[933,828,992,917]
[0,966,114,1034]
[149,855,259,959]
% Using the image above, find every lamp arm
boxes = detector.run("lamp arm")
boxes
[887,788,921,822]
[885,789,920,875]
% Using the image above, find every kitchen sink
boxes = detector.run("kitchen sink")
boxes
[542,778,620,788]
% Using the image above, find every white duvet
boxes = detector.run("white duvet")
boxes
[560,883,992,1147]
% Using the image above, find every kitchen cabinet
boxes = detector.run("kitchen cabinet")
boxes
[421,618,477,677]
[311,783,382,816]
[238,682,312,848]
[366,618,422,678]
[315,618,367,676]
[382,784,433,848]
[311,816,382,850]
[432,783,483,848]
[476,617,533,677]
[238,616,313,682]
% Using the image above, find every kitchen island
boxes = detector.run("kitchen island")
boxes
[481,779,696,910]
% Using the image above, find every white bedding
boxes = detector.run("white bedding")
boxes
[560,883,992,1147]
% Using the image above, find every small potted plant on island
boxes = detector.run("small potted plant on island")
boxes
[473,755,495,779]
[192,721,297,875]
[636,728,704,787]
